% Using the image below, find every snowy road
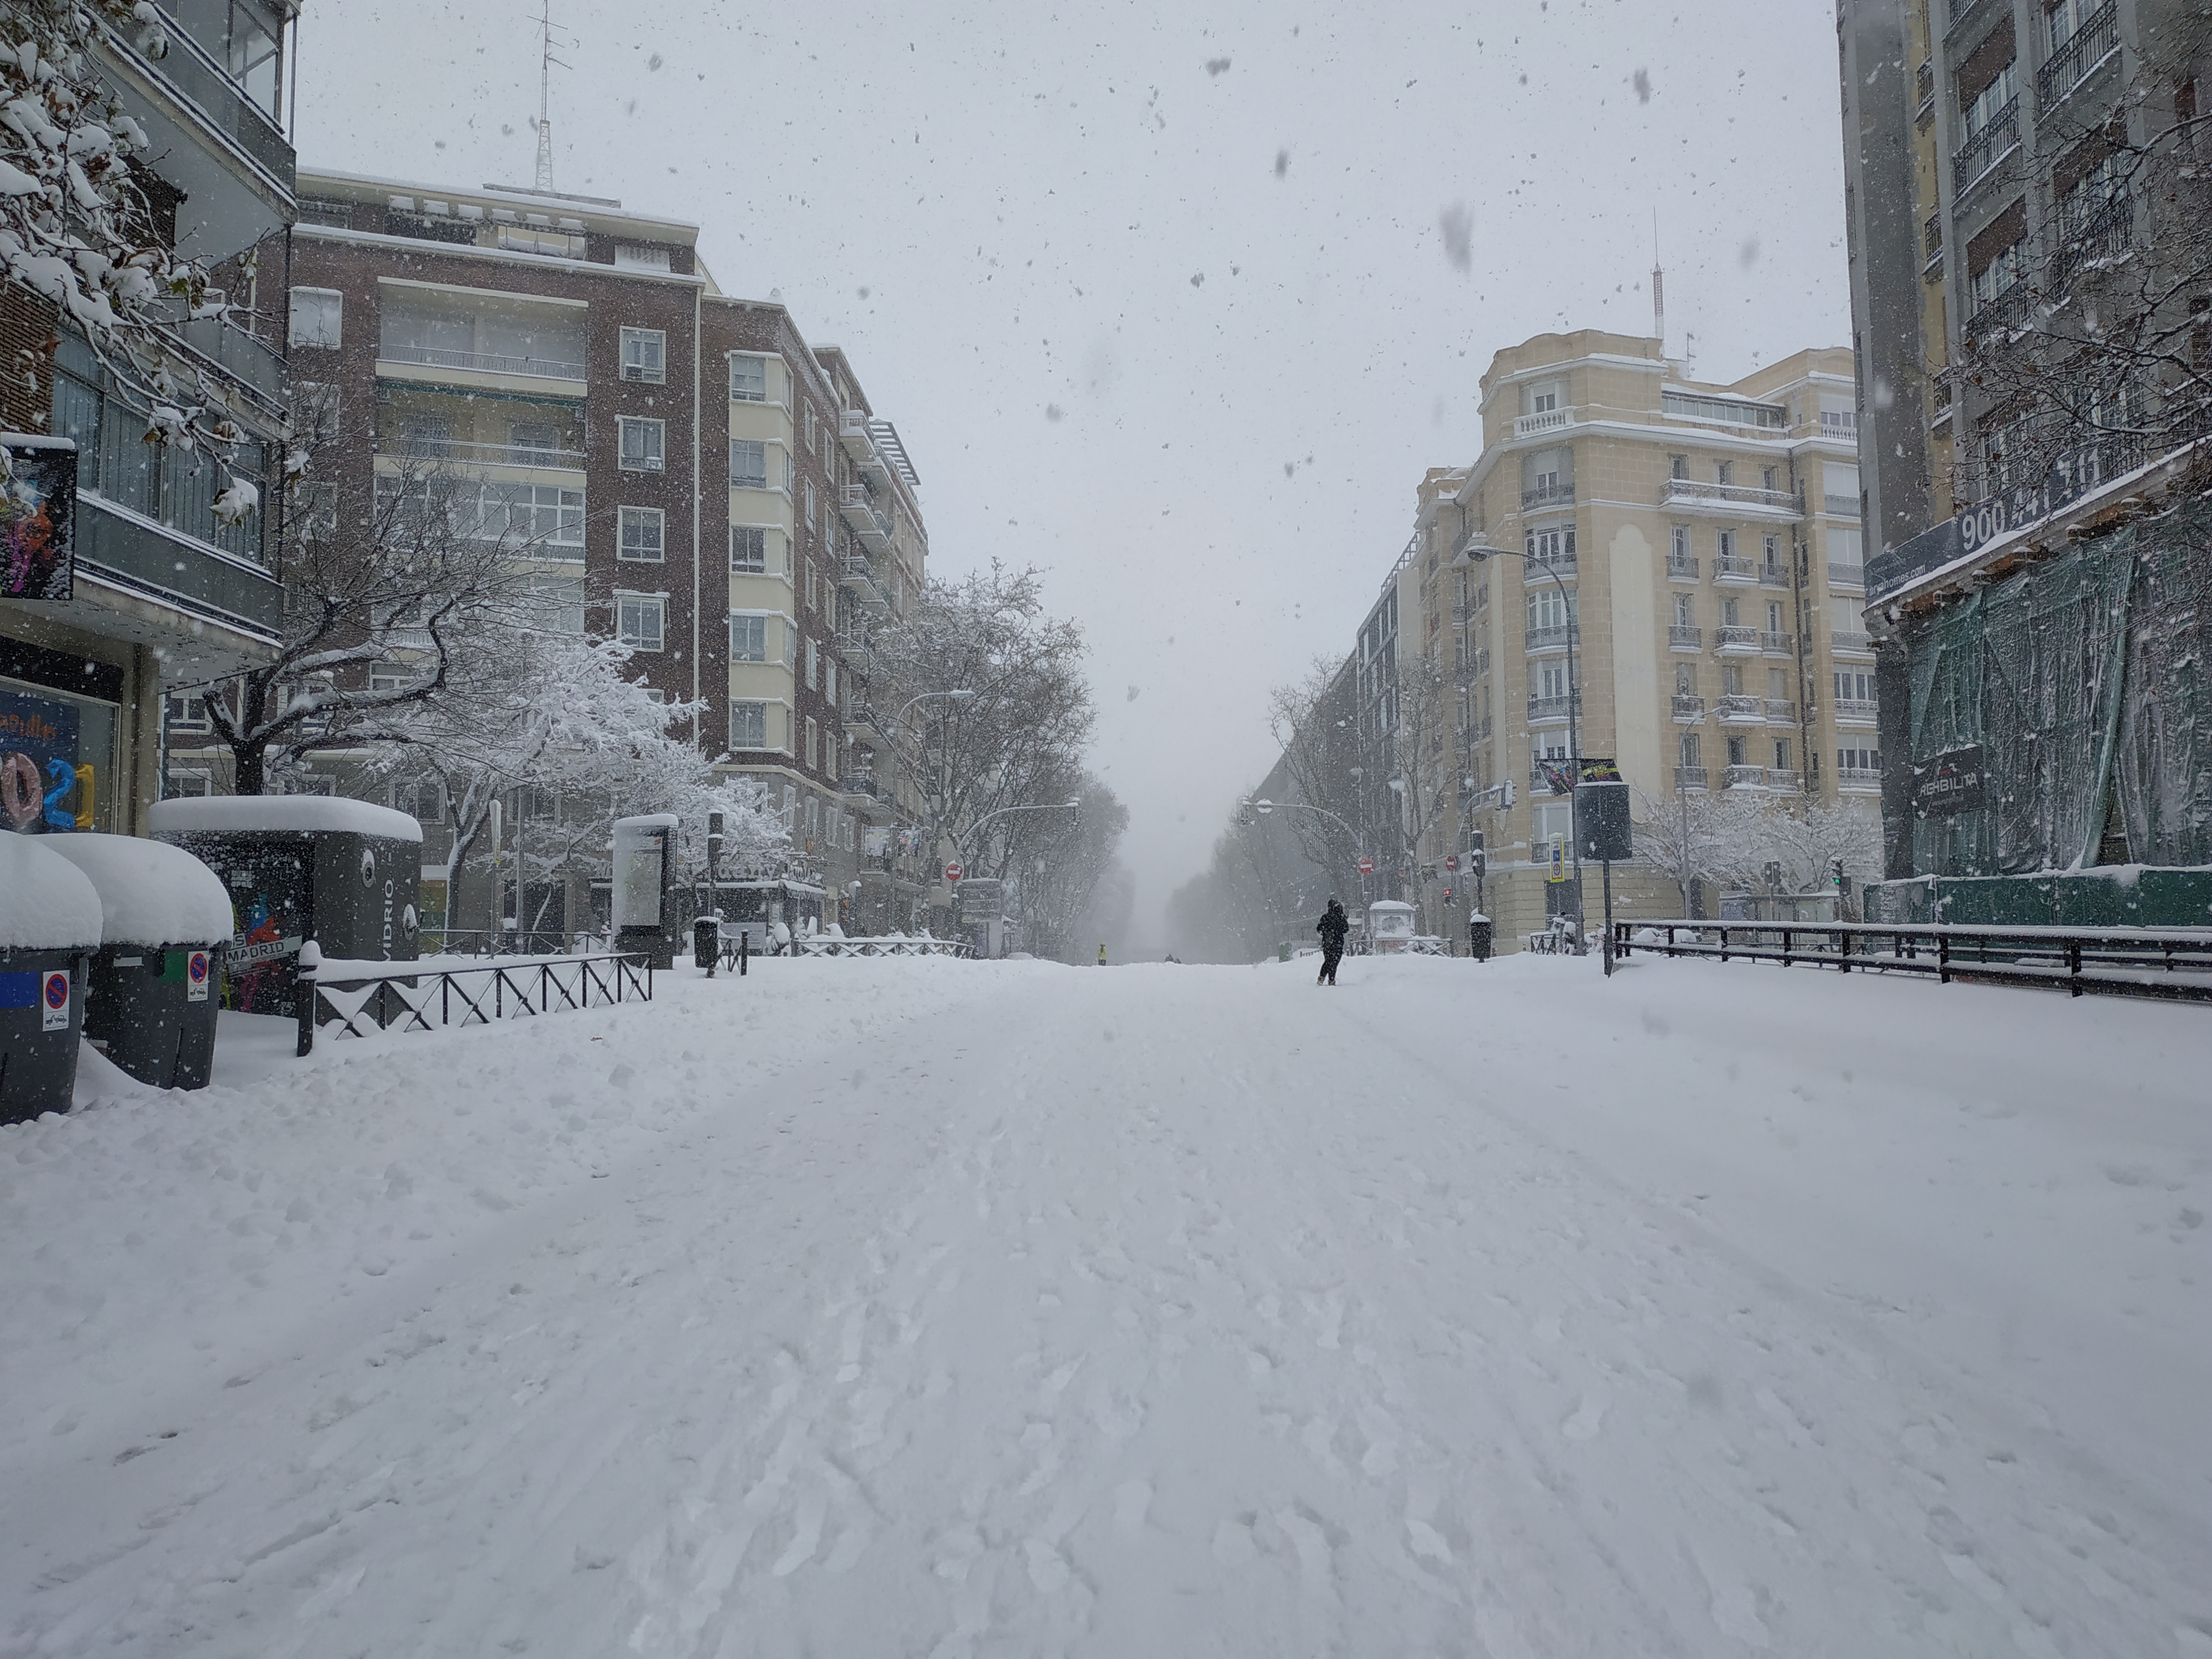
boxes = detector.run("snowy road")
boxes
[4,954,2209,1657]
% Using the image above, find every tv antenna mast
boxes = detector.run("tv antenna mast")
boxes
[533,1,570,192]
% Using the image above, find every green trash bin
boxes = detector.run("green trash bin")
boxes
[0,833,100,1124]
[47,834,232,1090]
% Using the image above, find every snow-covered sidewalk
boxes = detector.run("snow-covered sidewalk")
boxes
[2,952,2207,1656]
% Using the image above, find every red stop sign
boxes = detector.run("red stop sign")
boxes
[944,860,963,883]
[1357,856,1374,875]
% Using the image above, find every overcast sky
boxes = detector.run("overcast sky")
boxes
[297,0,1852,942]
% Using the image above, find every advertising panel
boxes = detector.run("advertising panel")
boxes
[0,687,93,834]
[1,439,75,601]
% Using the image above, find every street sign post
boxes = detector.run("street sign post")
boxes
[1357,855,1374,876]
[1444,853,1458,874]
[944,860,963,884]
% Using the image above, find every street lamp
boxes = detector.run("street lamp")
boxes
[1464,541,1583,947]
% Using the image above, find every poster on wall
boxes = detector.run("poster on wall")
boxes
[1,439,76,601]
[0,687,91,834]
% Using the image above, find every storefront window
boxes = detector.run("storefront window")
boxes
[0,675,119,834]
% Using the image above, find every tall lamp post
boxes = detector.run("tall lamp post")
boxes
[1464,544,1583,946]
[1244,796,1368,928]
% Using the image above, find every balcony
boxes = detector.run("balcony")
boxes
[1765,698,1798,724]
[1835,697,1879,725]
[1714,554,1757,584]
[1820,408,1859,439]
[838,774,883,802]
[1662,392,1786,431]
[1674,766,1709,791]
[1514,407,1575,438]
[1822,493,1861,518]
[1521,482,1576,512]
[838,408,875,463]
[839,551,891,611]
[1953,98,2020,195]
[114,12,294,191]
[2038,1,2118,107]
[1832,630,1874,656]
[160,309,285,410]
[1761,630,1795,656]
[1829,563,1866,590]
[1667,552,1699,580]
[1671,694,1706,723]
[838,483,894,554]
[1759,561,1791,588]
[376,436,585,473]
[1527,692,1582,724]
[1528,546,1577,576]
[378,342,587,385]
[1717,694,1765,726]
[1670,624,1703,650]
[1723,764,1772,791]
[1661,478,1799,516]
[1715,625,1761,655]
[1838,767,1882,792]
[1526,623,1577,653]
[1768,769,1803,791]
[1965,281,2032,341]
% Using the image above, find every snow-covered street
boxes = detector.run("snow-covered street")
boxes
[4,953,2209,1657]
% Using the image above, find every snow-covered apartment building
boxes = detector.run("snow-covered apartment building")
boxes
[161,168,937,942]
[1395,329,1870,945]
[2,1,300,840]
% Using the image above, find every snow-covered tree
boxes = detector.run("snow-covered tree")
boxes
[1266,657,1368,896]
[1005,771,1128,961]
[1,1,249,483]
[1634,787,1881,915]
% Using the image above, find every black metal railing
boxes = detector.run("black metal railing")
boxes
[1615,919,2212,1002]
[1953,97,2020,192]
[2038,1,2118,106]
[300,950,653,1051]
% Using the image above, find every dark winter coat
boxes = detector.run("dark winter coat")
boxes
[1317,904,1349,951]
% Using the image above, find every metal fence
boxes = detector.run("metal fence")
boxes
[300,950,654,1051]
[1614,919,2212,1002]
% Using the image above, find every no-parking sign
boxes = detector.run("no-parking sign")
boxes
[40,969,68,1031]
[187,950,210,1002]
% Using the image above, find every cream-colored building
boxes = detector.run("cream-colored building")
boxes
[1405,328,1870,946]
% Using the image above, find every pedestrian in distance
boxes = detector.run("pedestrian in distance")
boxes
[1316,896,1349,985]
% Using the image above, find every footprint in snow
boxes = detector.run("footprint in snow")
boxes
[1562,1391,1608,1441]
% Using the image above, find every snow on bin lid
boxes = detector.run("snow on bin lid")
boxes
[42,833,234,947]
[0,833,105,951]
[149,795,424,843]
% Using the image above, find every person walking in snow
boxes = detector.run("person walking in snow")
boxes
[1316,897,1349,985]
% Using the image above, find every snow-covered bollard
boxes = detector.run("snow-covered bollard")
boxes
[295,940,320,1057]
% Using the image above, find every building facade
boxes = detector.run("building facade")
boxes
[1401,330,1867,947]
[163,167,933,940]
[2,1,299,841]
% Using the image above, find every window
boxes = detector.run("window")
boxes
[1679,733,1702,766]
[805,635,819,690]
[164,692,211,733]
[1528,378,1565,414]
[1715,461,1734,487]
[1536,662,1571,701]
[805,558,817,613]
[1717,529,1736,561]
[783,620,796,666]
[1674,664,1695,694]
[1838,745,1882,773]
[508,420,558,453]
[527,574,586,634]
[1526,524,1575,566]
[1970,237,2026,317]
[1726,734,1749,767]
[729,614,769,661]
[501,483,585,551]
[825,657,837,705]
[1533,800,1575,846]
[391,776,445,822]
[289,287,343,348]
[614,243,673,272]
[1773,739,1792,770]
[1721,663,1745,696]
[1962,59,2020,139]
[1768,668,1790,698]
[731,439,770,489]
[165,770,212,798]
[1669,454,1688,480]
[1767,601,1785,632]
[619,417,666,472]
[620,327,666,383]
[1526,587,1576,632]
[1761,467,1780,493]
[1674,593,1696,627]
[1762,534,1782,567]
[731,525,768,573]
[619,505,666,562]
[804,478,816,534]
[731,701,768,749]
[617,594,666,651]
[731,356,769,401]
[1672,526,1689,559]
[369,661,419,692]
[805,717,819,773]
[1836,670,1876,702]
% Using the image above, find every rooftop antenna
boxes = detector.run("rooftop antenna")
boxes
[533,1,570,192]
[1651,210,1666,360]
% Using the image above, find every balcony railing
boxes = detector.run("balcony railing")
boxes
[118,14,294,187]
[1514,407,1574,437]
[1953,97,2020,194]
[1966,281,2033,340]
[1667,552,1700,580]
[379,342,587,382]
[1528,546,1578,575]
[1717,693,1765,724]
[1521,482,1576,511]
[1759,561,1791,588]
[1838,767,1882,790]
[1670,624,1703,649]
[1765,698,1798,723]
[1822,493,1861,517]
[155,309,284,408]
[1820,408,1859,438]
[1762,630,1795,656]
[1662,392,1786,430]
[1526,623,1578,652]
[1675,765,1709,791]
[1829,563,1866,589]
[2038,1,2119,106]
[1724,764,1773,790]
[1832,630,1874,655]
[1715,624,1761,653]
[1527,692,1582,722]
[1768,769,1803,791]
[377,436,585,472]
[2053,192,2133,290]
[1662,478,1798,513]
[1672,693,1706,722]
[1714,554,1757,582]
[1835,697,1879,724]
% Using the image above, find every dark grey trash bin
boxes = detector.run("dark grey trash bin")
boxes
[47,834,233,1090]
[1,834,100,1123]
[1469,912,1494,963]
[693,915,721,970]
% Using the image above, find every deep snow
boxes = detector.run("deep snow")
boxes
[2,952,2208,1657]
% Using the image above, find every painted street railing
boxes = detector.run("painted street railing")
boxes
[786,933,969,959]
[1613,919,2212,1002]
[298,946,653,1052]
